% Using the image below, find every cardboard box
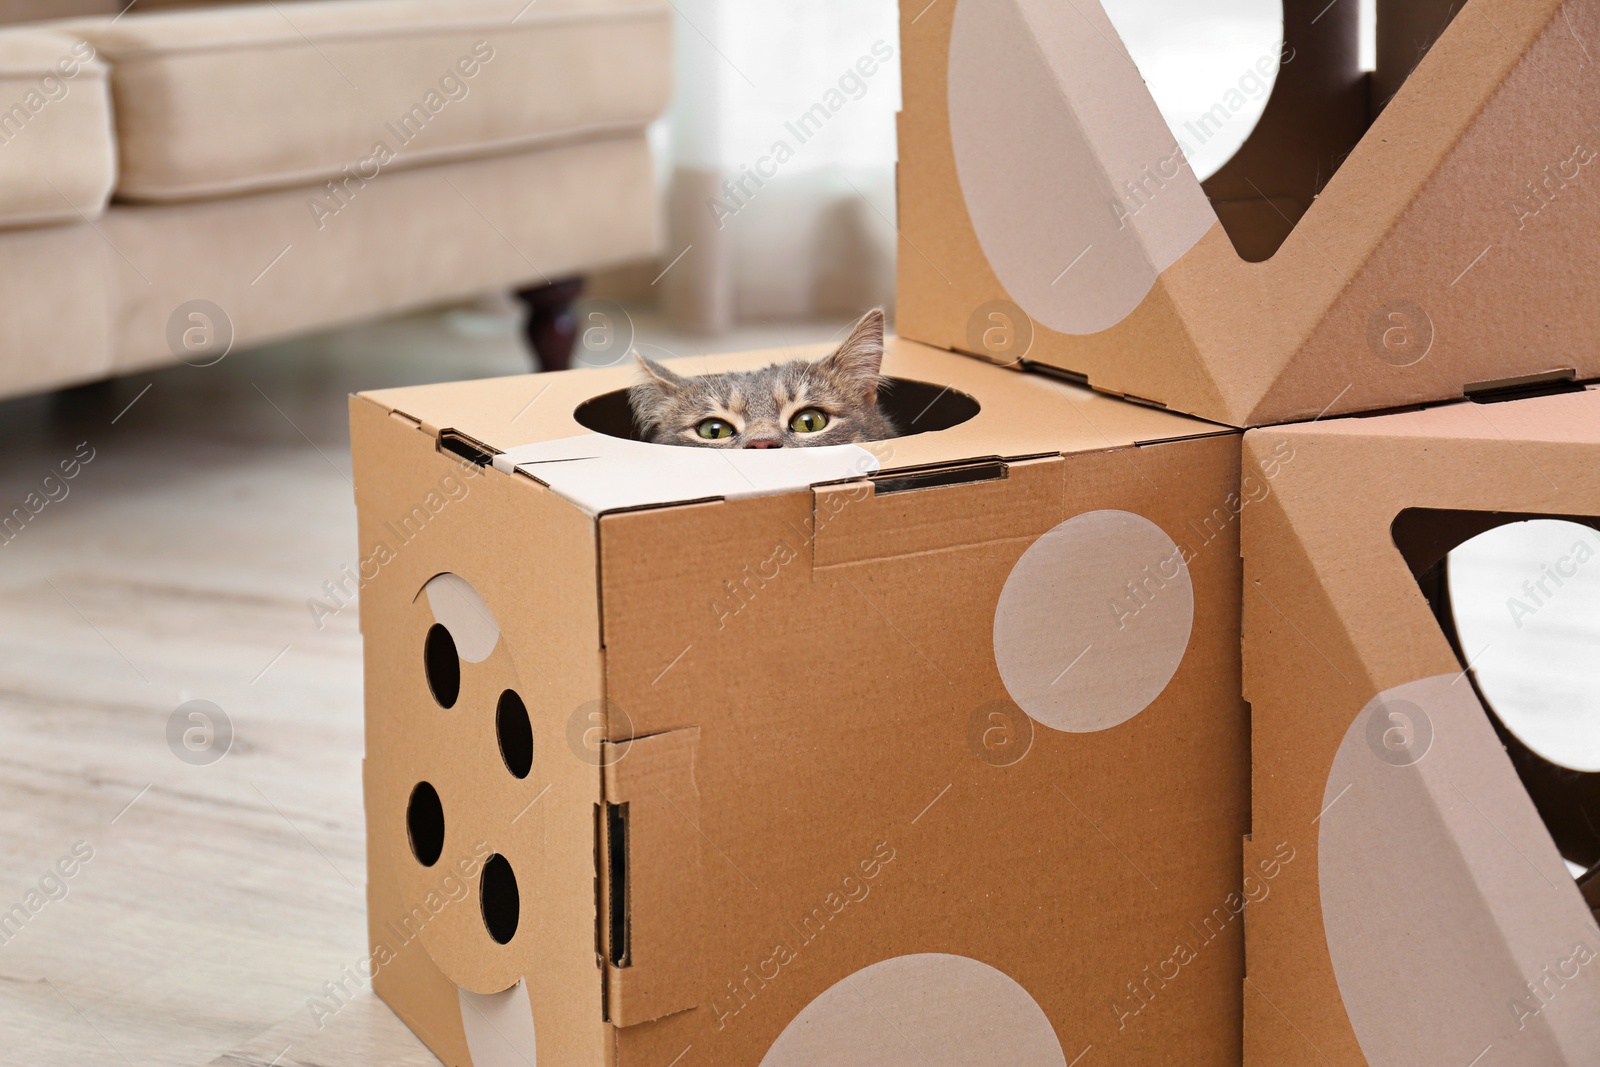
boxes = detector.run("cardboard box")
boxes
[896,0,1600,427]
[1240,385,1600,1066]
[351,338,1256,1065]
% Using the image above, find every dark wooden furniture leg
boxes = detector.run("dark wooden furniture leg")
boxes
[515,277,585,373]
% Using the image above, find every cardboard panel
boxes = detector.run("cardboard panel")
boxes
[897,0,1600,427]
[352,394,612,1067]
[1241,387,1600,1067]
[596,435,1246,1066]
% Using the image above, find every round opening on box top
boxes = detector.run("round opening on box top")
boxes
[1101,0,1285,181]
[497,689,534,780]
[572,376,979,443]
[424,623,461,709]
[407,781,446,867]
[480,853,520,945]
[1447,519,1600,772]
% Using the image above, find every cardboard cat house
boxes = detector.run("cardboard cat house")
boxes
[351,337,1261,1066]
[1240,385,1600,1067]
[896,0,1600,427]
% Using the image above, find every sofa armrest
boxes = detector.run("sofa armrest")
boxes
[0,28,115,226]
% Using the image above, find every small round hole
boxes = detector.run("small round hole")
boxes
[497,690,534,780]
[407,782,445,867]
[424,624,461,708]
[480,853,520,944]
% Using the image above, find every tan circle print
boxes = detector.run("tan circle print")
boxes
[947,0,1214,336]
[760,954,1067,1067]
[993,510,1193,732]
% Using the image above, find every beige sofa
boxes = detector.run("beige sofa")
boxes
[0,0,670,400]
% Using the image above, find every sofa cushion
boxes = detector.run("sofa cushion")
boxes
[68,0,672,202]
[104,134,659,372]
[0,1,119,25]
[0,29,115,225]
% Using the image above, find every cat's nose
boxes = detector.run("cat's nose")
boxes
[744,439,782,449]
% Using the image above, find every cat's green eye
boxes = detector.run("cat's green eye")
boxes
[790,408,829,434]
[695,418,736,440]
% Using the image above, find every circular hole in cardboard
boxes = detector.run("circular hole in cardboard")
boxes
[424,623,461,709]
[572,377,980,442]
[497,689,534,780]
[1447,519,1600,772]
[1100,0,1286,181]
[407,781,445,867]
[480,853,520,945]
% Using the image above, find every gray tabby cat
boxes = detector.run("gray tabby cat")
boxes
[630,309,896,448]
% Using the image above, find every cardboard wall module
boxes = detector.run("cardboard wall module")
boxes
[896,0,1600,427]
[352,338,1255,1065]
[1241,386,1600,1067]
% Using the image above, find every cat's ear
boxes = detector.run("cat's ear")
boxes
[633,351,685,392]
[629,351,685,437]
[820,308,886,402]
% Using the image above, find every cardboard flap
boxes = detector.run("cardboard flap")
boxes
[602,727,704,1027]
[496,434,881,517]
[811,456,1063,569]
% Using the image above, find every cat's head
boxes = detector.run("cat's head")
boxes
[629,308,894,448]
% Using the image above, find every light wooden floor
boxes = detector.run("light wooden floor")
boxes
[0,304,843,1067]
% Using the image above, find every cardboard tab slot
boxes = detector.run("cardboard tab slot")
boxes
[1464,369,1584,405]
[1020,361,1088,388]
[812,456,1062,569]
[606,802,630,969]
[871,460,1007,496]
[438,428,501,467]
